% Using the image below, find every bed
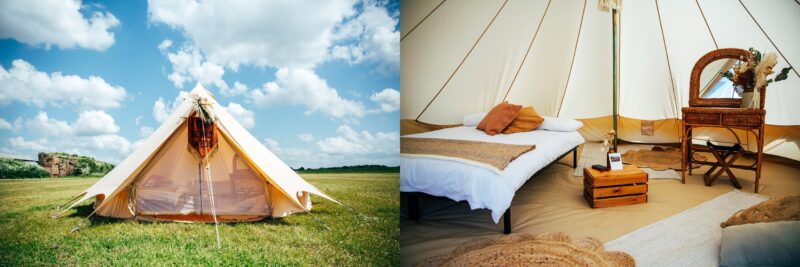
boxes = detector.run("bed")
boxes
[401,126,585,233]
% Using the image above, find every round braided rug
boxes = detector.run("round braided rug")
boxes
[416,232,634,267]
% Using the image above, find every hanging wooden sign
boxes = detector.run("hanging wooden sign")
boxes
[188,116,217,157]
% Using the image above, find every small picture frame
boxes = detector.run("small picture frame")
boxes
[608,153,623,170]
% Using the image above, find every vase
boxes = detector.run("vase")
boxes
[741,91,759,109]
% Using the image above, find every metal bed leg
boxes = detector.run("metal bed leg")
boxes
[573,147,577,169]
[503,208,511,234]
[408,192,420,221]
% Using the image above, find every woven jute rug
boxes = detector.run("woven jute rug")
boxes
[721,195,800,228]
[605,190,768,267]
[621,146,706,171]
[417,232,634,267]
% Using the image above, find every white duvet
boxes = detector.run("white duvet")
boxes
[401,126,585,223]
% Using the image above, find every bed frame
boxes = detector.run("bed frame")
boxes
[405,146,578,234]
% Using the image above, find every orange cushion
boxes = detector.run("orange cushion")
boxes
[477,101,522,136]
[503,106,544,134]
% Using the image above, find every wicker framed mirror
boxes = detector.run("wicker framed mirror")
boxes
[689,48,765,108]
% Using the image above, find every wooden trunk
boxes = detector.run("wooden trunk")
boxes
[583,165,648,208]
[188,116,217,157]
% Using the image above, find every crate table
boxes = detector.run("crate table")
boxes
[583,165,648,208]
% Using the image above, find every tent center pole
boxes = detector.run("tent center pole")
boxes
[612,8,619,152]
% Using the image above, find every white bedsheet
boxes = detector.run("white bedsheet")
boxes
[401,126,585,223]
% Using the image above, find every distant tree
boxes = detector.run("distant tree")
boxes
[0,159,49,178]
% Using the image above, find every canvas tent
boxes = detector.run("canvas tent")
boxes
[400,0,800,161]
[62,85,338,222]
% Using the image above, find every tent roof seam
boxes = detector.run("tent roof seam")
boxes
[738,0,799,79]
[557,0,588,117]
[501,0,553,102]
[416,0,509,120]
[400,0,446,42]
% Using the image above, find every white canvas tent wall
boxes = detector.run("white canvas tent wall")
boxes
[65,85,339,221]
[400,0,800,161]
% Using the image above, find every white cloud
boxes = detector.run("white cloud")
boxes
[25,112,72,134]
[317,125,398,155]
[298,134,314,142]
[152,98,169,123]
[6,111,135,163]
[224,102,255,129]
[25,110,119,136]
[0,0,120,50]
[73,110,120,136]
[139,126,154,138]
[263,137,317,167]
[251,68,365,121]
[152,91,188,123]
[163,46,227,90]
[0,118,12,130]
[331,1,399,74]
[224,81,249,97]
[370,88,399,112]
[158,39,172,51]
[8,137,48,152]
[77,134,132,156]
[134,116,142,126]
[263,125,399,168]
[0,59,126,109]
[148,0,356,69]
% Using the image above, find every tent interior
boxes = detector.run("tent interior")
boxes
[400,0,799,265]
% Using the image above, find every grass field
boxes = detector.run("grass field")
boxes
[0,173,399,266]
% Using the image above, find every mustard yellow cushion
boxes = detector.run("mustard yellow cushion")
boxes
[503,106,544,134]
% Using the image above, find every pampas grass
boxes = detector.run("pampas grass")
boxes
[191,95,216,124]
[597,0,622,11]
[723,47,793,95]
[754,52,778,90]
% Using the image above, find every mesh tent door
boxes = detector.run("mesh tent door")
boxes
[133,122,271,217]
[200,133,271,215]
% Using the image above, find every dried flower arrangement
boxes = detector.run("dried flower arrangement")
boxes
[602,129,616,153]
[721,47,792,108]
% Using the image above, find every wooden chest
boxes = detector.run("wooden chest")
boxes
[583,165,648,208]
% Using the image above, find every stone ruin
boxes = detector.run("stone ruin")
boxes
[37,153,77,177]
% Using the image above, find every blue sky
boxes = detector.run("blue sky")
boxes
[0,0,399,168]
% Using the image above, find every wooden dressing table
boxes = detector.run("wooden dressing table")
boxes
[681,48,766,193]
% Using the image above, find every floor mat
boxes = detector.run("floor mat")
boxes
[641,167,681,180]
[573,142,606,177]
[621,146,706,171]
[605,190,768,267]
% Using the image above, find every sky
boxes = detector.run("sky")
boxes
[0,0,400,168]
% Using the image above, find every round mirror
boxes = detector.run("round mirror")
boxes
[699,58,742,99]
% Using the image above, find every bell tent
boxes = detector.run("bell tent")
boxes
[61,85,338,222]
[400,0,800,161]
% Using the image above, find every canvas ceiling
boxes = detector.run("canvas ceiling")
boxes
[400,0,800,160]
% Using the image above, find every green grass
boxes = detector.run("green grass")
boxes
[296,165,399,174]
[0,173,399,266]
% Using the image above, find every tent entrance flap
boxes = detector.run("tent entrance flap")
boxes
[132,122,273,217]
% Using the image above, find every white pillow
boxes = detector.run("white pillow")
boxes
[540,116,583,132]
[462,112,487,127]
